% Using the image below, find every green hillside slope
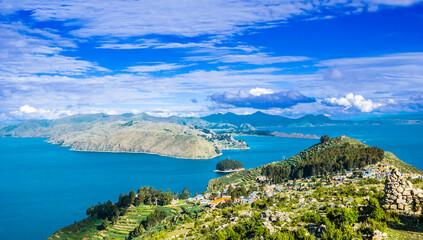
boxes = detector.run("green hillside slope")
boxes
[207,136,423,192]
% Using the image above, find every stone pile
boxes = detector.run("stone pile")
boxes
[382,168,423,213]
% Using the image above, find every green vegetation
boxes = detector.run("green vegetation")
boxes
[383,151,423,174]
[128,209,167,239]
[207,136,420,192]
[49,136,423,240]
[262,142,384,183]
[216,159,244,171]
[320,135,330,143]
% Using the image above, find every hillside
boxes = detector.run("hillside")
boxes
[207,136,423,192]
[48,136,423,240]
[0,114,247,159]
[48,121,222,159]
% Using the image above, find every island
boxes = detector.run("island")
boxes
[49,136,423,240]
[214,159,244,173]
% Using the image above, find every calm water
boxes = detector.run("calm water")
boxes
[0,124,422,239]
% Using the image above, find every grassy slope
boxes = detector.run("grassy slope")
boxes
[382,151,423,174]
[207,136,423,192]
[48,205,180,240]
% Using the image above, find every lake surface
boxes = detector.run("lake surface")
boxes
[0,124,422,239]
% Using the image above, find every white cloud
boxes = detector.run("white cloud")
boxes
[124,63,190,73]
[19,105,38,114]
[0,23,106,75]
[314,53,423,99]
[324,93,383,112]
[98,40,216,50]
[2,0,421,39]
[11,105,72,119]
[249,87,275,96]
[318,52,423,68]
[187,53,311,65]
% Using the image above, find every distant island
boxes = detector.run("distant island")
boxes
[214,159,244,172]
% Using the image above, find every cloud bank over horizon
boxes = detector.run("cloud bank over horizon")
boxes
[209,89,315,110]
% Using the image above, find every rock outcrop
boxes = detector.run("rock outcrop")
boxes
[261,210,291,223]
[382,168,423,213]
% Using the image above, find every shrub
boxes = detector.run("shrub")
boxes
[327,207,358,227]
[302,212,322,223]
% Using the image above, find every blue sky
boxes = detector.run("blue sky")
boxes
[1,0,423,123]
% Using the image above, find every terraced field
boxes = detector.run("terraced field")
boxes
[49,205,180,240]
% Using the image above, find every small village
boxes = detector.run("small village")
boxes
[186,162,423,208]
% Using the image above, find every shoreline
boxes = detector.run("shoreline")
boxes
[214,168,245,173]
[231,132,319,139]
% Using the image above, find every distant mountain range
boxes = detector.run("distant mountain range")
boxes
[201,111,339,127]
[201,111,423,127]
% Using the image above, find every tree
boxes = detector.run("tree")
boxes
[86,206,93,216]
[321,135,330,143]
[129,190,136,205]
[179,187,189,199]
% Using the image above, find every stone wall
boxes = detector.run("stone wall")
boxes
[382,168,423,213]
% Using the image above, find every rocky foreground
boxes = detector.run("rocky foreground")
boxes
[382,168,423,212]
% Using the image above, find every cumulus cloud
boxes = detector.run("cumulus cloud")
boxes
[248,87,275,96]
[10,105,72,119]
[209,89,315,109]
[324,93,383,112]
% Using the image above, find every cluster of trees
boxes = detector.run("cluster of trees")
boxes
[129,209,167,239]
[86,186,190,231]
[262,143,384,183]
[116,187,172,207]
[216,159,244,171]
[86,200,120,224]
[117,186,190,207]
[225,185,248,200]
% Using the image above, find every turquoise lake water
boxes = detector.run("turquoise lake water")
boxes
[0,124,422,239]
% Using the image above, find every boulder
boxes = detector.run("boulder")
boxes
[262,222,275,234]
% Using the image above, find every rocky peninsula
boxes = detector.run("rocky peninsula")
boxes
[0,113,248,159]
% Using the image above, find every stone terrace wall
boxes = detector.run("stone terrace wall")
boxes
[382,168,423,213]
